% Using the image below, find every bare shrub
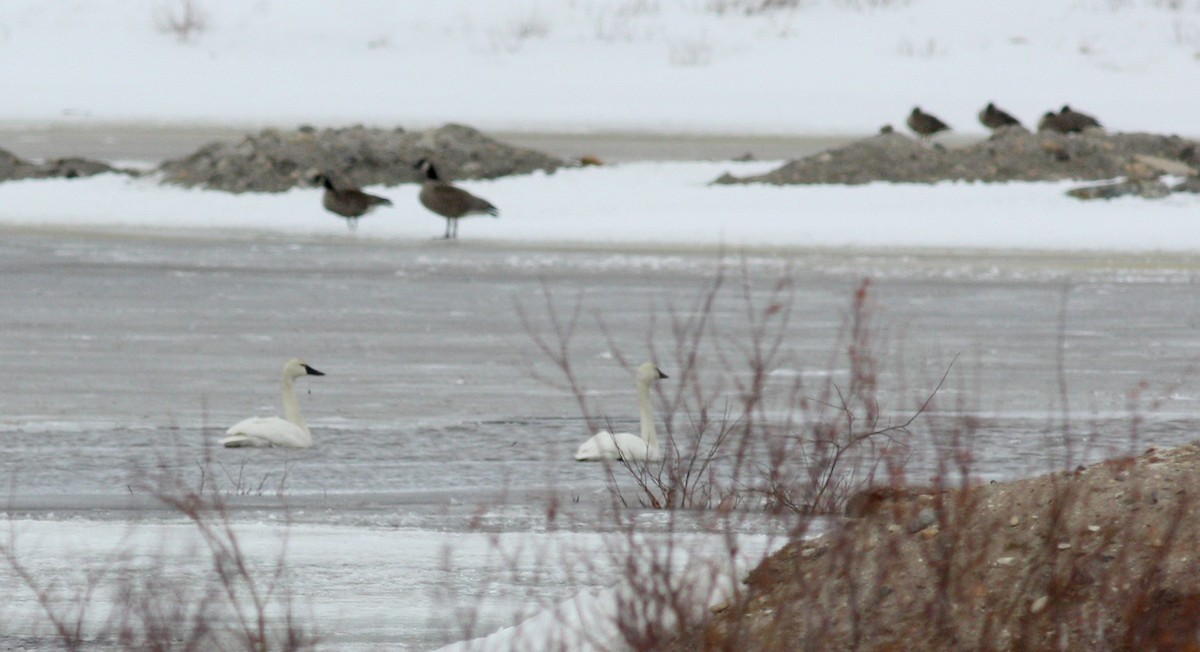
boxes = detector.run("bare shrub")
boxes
[154,0,208,43]
[667,290,1200,650]
[522,265,944,518]
[0,443,317,651]
[450,267,947,650]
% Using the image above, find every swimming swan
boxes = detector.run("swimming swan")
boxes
[220,358,325,448]
[575,362,668,462]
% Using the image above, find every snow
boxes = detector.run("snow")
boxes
[2,1,1198,252]
[2,3,1199,650]
[0,516,783,652]
[1,163,1198,252]
[0,0,1197,136]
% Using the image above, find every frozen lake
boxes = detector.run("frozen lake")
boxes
[2,229,1199,649]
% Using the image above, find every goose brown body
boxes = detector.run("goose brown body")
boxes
[1057,105,1102,133]
[978,102,1022,130]
[315,174,392,231]
[414,159,499,239]
[906,107,950,138]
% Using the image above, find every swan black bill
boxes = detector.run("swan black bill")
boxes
[303,365,325,376]
[658,369,668,379]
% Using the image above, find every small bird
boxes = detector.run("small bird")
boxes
[1057,105,1102,133]
[313,173,392,231]
[1037,111,1066,134]
[906,107,950,139]
[978,102,1022,131]
[414,159,499,240]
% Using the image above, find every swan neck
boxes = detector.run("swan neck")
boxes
[281,375,308,433]
[637,380,658,448]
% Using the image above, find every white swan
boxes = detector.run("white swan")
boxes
[575,362,668,462]
[220,358,325,448]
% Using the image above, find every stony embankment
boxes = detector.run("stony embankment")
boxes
[714,126,1200,199]
[156,123,565,193]
[0,123,565,191]
[674,441,1200,650]
[0,148,134,182]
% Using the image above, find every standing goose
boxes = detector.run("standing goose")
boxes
[978,102,1022,131]
[220,358,325,449]
[314,173,392,231]
[575,362,668,463]
[906,107,950,139]
[1057,105,1102,133]
[414,158,499,239]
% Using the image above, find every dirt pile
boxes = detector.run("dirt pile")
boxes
[680,442,1200,650]
[0,148,133,183]
[713,127,1200,187]
[156,123,565,193]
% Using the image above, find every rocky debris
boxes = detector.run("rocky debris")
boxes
[1066,177,1172,200]
[674,441,1200,651]
[712,128,1200,187]
[1066,151,1199,200]
[1173,176,1200,194]
[156,123,565,193]
[0,147,133,183]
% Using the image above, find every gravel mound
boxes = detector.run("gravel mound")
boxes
[714,127,1200,186]
[676,441,1200,650]
[157,123,565,193]
[0,148,132,182]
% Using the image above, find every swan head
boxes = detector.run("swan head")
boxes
[283,358,324,380]
[636,361,668,385]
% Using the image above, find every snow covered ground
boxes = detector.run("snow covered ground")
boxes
[2,1,1197,252]
[1,3,1198,651]
[1,162,1198,252]
[1,0,1198,137]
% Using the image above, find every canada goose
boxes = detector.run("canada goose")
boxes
[313,174,392,231]
[414,159,499,239]
[575,362,668,462]
[220,358,325,448]
[906,107,950,139]
[1057,105,1102,133]
[1037,111,1067,133]
[978,102,1022,131]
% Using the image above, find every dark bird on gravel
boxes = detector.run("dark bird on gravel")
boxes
[978,102,1022,131]
[906,107,950,139]
[313,174,392,231]
[414,159,499,240]
[1057,105,1102,133]
[1037,111,1067,134]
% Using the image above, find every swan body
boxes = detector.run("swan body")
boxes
[575,362,668,462]
[221,358,324,448]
